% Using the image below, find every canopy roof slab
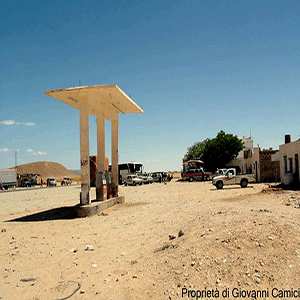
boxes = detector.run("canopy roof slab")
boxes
[45,85,143,121]
[45,85,143,207]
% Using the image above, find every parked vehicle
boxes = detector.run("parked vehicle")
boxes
[24,178,37,187]
[151,172,173,182]
[117,162,143,184]
[181,168,212,182]
[124,175,143,186]
[147,174,154,184]
[137,173,148,184]
[212,168,256,189]
[151,172,163,182]
[61,177,72,185]
[47,178,57,186]
[0,169,17,190]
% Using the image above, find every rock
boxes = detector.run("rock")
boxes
[85,245,95,251]
[1,228,6,232]
[92,264,97,268]
[169,234,176,240]
[98,212,108,216]
[20,278,36,282]
[178,229,185,237]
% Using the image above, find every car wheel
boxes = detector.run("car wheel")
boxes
[133,182,136,186]
[140,182,142,186]
[189,177,194,182]
[124,182,127,186]
[216,181,223,189]
[241,179,248,188]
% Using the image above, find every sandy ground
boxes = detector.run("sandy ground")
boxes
[0,181,299,300]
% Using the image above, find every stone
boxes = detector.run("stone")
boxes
[85,245,95,251]
[178,229,185,237]
[169,234,176,240]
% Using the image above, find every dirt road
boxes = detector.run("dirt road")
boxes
[0,181,299,299]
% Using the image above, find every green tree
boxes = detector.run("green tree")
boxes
[186,131,243,172]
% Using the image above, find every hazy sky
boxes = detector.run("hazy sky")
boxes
[1,0,299,172]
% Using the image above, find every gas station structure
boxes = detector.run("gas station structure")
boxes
[45,85,143,213]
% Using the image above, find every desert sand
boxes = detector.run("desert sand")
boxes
[0,180,299,300]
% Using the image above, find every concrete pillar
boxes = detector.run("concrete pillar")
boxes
[79,93,90,205]
[111,114,119,196]
[96,113,105,201]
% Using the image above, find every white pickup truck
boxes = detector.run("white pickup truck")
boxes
[212,168,256,189]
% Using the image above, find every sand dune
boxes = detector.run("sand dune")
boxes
[11,161,78,179]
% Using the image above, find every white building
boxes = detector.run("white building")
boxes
[275,135,300,187]
[226,137,261,182]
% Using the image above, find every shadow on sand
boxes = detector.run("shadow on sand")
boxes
[6,206,78,222]
[6,199,105,222]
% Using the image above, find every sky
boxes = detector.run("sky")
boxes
[1,0,300,173]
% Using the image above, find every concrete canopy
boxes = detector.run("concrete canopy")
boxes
[44,85,143,121]
[44,84,143,207]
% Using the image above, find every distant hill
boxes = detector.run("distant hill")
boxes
[70,169,81,176]
[11,161,78,179]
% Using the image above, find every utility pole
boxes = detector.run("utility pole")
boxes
[15,150,17,168]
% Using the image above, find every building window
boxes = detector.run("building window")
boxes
[284,156,287,174]
[244,149,252,159]
[289,158,293,173]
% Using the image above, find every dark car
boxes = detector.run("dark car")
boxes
[151,172,163,182]
[181,168,211,182]
[151,172,173,182]
[24,178,37,187]
[47,178,57,186]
